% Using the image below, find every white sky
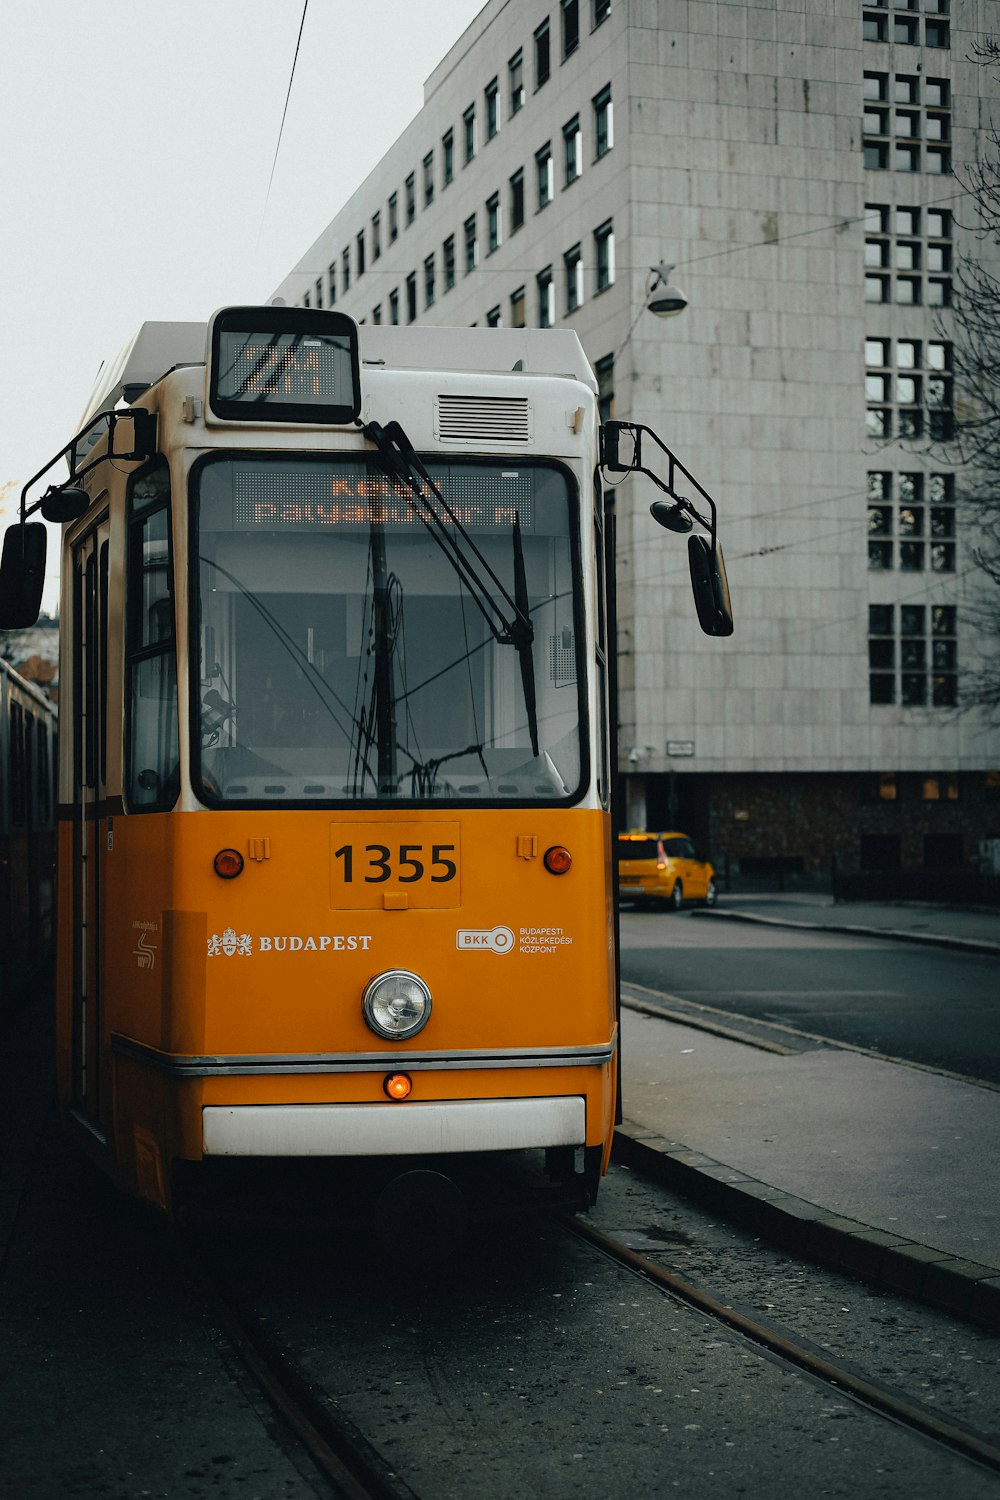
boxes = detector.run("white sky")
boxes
[0,0,485,601]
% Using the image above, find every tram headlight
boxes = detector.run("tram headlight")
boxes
[362,970,432,1041]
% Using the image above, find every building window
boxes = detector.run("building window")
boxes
[487,192,502,253]
[423,152,434,207]
[593,0,611,26]
[925,17,950,47]
[327,261,337,306]
[463,104,476,164]
[594,219,615,291]
[443,234,456,291]
[561,0,579,59]
[863,11,887,41]
[868,471,955,573]
[865,337,952,444]
[406,271,417,324]
[922,773,959,801]
[564,243,583,313]
[510,167,525,232]
[442,129,454,186]
[864,72,951,175]
[342,246,351,292]
[894,14,918,44]
[486,306,502,327]
[464,214,478,273]
[389,288,399,325]
[405,173,416,225]
[372,211,381,261]
[563,114,581,185]
[536,142,553,209]
[372,304,382,325]
[486,78,499,140]
[424,254,436,309]
[303,290,310,308]
[593,85,613,158]
[865,202,952,307]
[388,193,398,242]
[595,353,614,422]
[509,50,524,115]
[869,603,957,706]
[510,286,526,327]
[537,265,554,327]
[314,278,323,309]
[534,19,551,88]
[356,230,366,278]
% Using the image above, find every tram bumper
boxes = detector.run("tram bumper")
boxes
[202,1095,586,1157]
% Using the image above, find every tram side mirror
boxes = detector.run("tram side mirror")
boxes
[688,534,734,637]
[40,487,89,524]
[0,523,47,629]
[110,409,157,462]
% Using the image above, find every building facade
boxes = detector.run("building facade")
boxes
[274,0,1000,883]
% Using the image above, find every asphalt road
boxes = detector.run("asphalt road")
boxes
[619,909,1000,1084]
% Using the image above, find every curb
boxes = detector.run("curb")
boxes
[612,1119,1000,1333]
[690,906,1000,958]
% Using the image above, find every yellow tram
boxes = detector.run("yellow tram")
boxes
[0,307,731,1215]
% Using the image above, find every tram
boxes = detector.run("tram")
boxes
[0,658,57,992]
[0,307,732,1216]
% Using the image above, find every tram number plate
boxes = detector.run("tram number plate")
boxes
[329,822,461,909]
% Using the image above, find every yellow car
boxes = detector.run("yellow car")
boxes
[617,831,718,910]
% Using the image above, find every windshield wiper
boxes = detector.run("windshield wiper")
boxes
[363,419,540,757]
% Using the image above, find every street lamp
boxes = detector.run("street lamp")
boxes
[644,262,688,318]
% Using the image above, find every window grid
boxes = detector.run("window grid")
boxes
[865,336,953,442]
[868,602,958,706]
[867,470,956,574]
[864,203,951,307]
[863,72,951,175]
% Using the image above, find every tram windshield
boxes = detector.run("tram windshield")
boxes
[192,455,584,804]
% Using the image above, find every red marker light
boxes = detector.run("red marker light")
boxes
[384,1073,413,1100]
[543,845,572,875]
[214,848,244,879]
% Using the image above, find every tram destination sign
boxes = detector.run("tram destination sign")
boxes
[208,306,361,426]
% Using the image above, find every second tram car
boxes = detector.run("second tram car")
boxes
[0,307,731,1216]
[0,658,57,993]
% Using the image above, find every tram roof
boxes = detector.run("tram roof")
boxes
[80,318,597,426]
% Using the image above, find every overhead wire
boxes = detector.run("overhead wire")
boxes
[258,0,309,249]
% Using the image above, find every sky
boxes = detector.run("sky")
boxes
[0,0,485,603]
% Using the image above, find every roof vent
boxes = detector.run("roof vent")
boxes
[436,394,531,444]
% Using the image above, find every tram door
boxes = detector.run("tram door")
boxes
[71,520,110,1129]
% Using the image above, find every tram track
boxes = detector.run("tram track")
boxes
[561,1211,1000,1480]
[187,1166,1000,1499]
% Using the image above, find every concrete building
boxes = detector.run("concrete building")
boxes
[274,0,1000,885]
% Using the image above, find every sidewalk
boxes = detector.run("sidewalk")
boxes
[616,897,1000,1330]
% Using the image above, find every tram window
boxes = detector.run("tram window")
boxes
[126,459,179,811]
[192,455,586,805]
[10,701,26,824]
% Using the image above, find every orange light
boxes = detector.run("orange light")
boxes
[384,1073,413,1100]
[213,848,244,879]
[543,845,572,875]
